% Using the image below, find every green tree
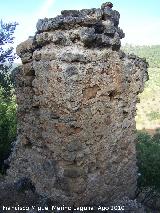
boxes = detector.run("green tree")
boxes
[0,20,18,174]
[0,20,18,99]
[0,92,17,172]
[136,131,160,205]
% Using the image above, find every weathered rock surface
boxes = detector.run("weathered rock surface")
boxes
[6,1,148,208]
[0,180,147,213]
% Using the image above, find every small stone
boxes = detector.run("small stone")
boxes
[112,10,120,26]
[61,10,80,17]
[65,66,78,77]
[79,27,96,46]
[16,38,35,56]
[62,151,76,162]
[50,113,60,119]
[33,51,41,61]
[94,23,104,34]
[128,54,137,60]
[80,9,95,16]
[104,25,116,35]
[95,9,103,20]
[64,165,85,178]
[20,135,32,146]
[36,16,64,32]
[101,2,113,9]
[101,34,111,45]
[111,32,121,50]
[118,50,126,59]
[42,159,56,177]
[14,177,36,193]
[56,177,70,192]
[117,27,125,39]
[35,32,53,47]
[103,7,112,17]
[21,52,33,64]
[63,16,75,29]
[67,140,82,152]
[53,32,67,45]
[61,52,86,63]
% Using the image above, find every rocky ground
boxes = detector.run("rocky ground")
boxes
[0,175,151,213]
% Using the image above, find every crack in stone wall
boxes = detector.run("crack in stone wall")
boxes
[7,2,148,207]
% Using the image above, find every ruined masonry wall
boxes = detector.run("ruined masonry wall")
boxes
[8,2,148,206]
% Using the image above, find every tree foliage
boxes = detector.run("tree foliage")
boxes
[0,20,18,174]
[0,20,18,99]
[137,131,160,190]
[136,130,160,204]
[0,91,17,173]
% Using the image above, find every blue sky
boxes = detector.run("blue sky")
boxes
[1,0,160,48]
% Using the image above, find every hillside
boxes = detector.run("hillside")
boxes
[122,45,160,130]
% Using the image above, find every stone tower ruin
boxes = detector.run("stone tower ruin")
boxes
[8,2,148,207]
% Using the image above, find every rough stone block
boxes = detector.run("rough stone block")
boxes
[7,1,148,208]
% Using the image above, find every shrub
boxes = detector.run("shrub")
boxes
[136,130,160,204]
[0,88,17,174]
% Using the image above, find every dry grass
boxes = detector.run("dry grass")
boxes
[136,68,160,130]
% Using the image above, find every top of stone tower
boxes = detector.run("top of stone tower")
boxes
[34,2,124,50]
[16,2,128,59]
[36,2,121,31]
